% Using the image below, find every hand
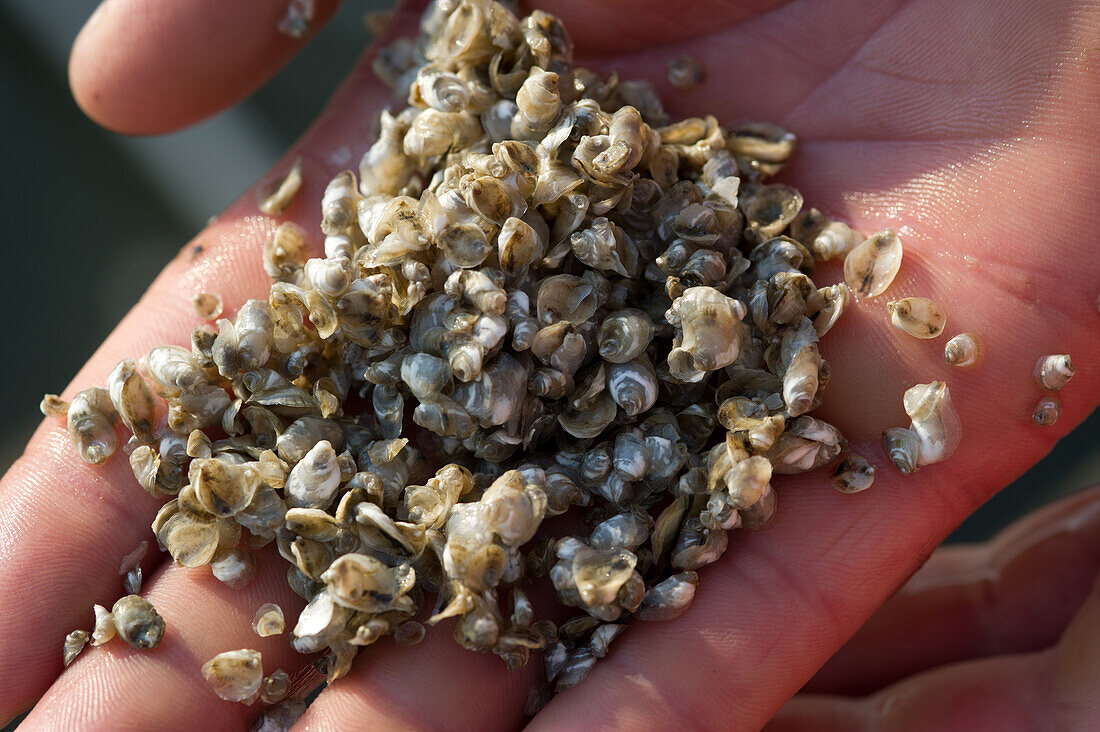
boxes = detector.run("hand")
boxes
[769,485,1100,731]
[2,0,1097,729]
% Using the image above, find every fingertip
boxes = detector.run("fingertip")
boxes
[68,0,342,135]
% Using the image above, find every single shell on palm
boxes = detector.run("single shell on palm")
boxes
[904,381,961,467]
[944,332,983,368]
[253,603,286,637]
[888,297,946,339]
[112,595,166,649]
[260,669,292,705]
[202,649,263,703]
[844,229,903,298]
[1034,354,1074,391]
[1032,394,1061,426]
[63,629,89,667]
[831,454,876,493]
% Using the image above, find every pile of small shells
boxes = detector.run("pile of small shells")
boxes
[42,0,972,723]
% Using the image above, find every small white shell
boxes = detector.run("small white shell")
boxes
[211,548,257,590]
[285,440,341,509]
[1034,354,1074,391]
[39,394,70,418]
[112,595,166,649]
[887,381,961,472]
[63,629,90,667]
[667,56,704,90]
[253,603,286,637]
[887,297,946,339]
[258,157,303,216]
[1032,394,1061,426]
[830,454,876,493]
[843,229,903,298]
[118,540,149,576]
[90,604,116,647]
[944,333,983,368]
[192,292,224,320]
[260,669,291,705]
[201,648,263,703]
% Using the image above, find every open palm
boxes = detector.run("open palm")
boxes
[2,0,1097,729]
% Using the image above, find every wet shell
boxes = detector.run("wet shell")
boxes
[558,393,617,439]
[118,537,149,576]
[904,381,961,467]
[666,56,704,89]
[740,184,802,242]
[63,629,89,667]
[883,427,920,475]
[260,669,291,705]
[285,440,342,509]
[497,216,545,276]
[598,309,653,364]
[258,157,303,216]
[830,454,876,493]
[67,387,118,465]
[607,359,658,417]
[943,332,983,368]
[536,275,598,326]
[112,595,166,649]
[1032,394,1061,426]
[394,620,427,646]
[39,393,70,418]
[192,292,224,320]
[263,222,310,281]
[888,297,946,339]
[1034,354,1074,391]
[634,571,698,621]
[843,230,903,298]
[211,548,257,589]
[202,649,263,703]
[91,604,116,647]
[190,458,262,518]
[665,287,747,383]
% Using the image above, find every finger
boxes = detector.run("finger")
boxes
[768,573,1100,731]
[805,484,1100,695]
[291,618,537,732]
[69,0,343,134]
[0,2,420,721]
[18,551,311,731]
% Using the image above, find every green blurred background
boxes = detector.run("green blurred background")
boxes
[0,0,1096,726]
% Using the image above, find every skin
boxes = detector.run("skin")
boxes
[0,0,1096,728]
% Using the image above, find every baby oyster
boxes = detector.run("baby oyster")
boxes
[202,649,263,703]
[843,230,903,298]
[887,297,946,339]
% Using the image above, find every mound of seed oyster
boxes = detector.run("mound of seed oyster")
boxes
[42,0,950,714]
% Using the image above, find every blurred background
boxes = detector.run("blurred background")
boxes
[0,0,1097,725]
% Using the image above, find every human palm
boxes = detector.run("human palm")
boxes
[2,0,1098,729]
